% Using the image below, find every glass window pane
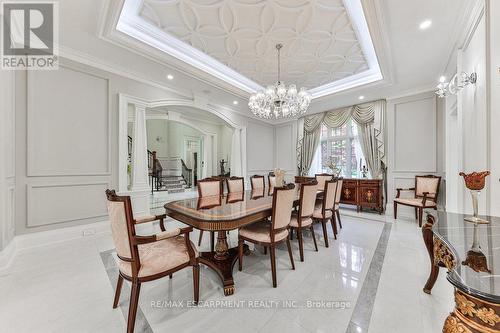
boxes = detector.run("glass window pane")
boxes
[331,123,347,137]
[351,140,358,177]
[321,124,328,138]
[321,141,328,170]
[330,139,346,174]
[351,121,358,136]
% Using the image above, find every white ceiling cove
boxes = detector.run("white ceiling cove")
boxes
[116,0,382,98]
[140,0,369,89]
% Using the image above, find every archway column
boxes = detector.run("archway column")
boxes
[131,104,150,192]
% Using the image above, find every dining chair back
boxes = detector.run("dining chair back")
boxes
[226,176,244,193]
[250,175,265,190]
[315,173,333,192]
[271,184,296,232]
[198,178,223,197]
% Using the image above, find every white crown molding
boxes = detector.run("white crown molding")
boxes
[58,45,276,124]
[59,45,192,99]
[102,0,385,102]
[362,0,396,85]
[385,84,436,101]
[441,0,485,76]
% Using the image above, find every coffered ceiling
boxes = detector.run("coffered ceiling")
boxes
[139,0,369,89]
[115,0,382,98]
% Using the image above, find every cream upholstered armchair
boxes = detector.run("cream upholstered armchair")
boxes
[313,179,338,246]
[289,180,318,262]
[238,184,296,287]
[105,190,199,333]
[393,175,441,227]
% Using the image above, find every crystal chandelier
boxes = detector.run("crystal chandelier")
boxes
[249,44,311,120]
[435,72,477,98]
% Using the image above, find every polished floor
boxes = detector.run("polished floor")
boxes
[0,197,454,332]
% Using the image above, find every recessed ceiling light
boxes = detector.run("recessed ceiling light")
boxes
[358,95,365,100]
[419,20,432,30]
[167,74,174,80]
[233,100,238,105]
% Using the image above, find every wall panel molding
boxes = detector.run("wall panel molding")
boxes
[26,65,111,177]
[392,95,437,173]
[26,181,110,228]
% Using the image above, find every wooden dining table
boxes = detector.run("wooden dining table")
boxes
[164,188,299,296]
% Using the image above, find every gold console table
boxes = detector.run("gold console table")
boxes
[423,211,500,332]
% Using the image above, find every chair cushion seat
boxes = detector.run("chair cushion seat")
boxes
[118,236,198,278]
[290,215,313,228]
[394,198,437,207]
[239,221,289,243]
[313,207,333,219]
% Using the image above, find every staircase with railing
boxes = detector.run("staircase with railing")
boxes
[181,159,193,188]
[128,136,193,194]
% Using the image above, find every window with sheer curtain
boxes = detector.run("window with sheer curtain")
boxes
[317,120,366,178]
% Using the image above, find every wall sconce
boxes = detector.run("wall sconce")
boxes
[435,72,477,98]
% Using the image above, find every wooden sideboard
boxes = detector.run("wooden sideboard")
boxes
[294,176,384,214]
[341,178,384,214]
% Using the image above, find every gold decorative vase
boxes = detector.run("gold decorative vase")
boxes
[459,171,490,224]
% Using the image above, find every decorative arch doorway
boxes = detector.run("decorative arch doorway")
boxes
[118,93,247,214]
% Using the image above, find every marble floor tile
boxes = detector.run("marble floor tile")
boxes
[0,208,455,333]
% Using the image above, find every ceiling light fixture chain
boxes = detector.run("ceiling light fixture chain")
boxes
[248,43,311,120]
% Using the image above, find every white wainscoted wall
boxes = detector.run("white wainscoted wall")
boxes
[444,1,500,216]
[489,0,500,216]
[9,57,273,245]
[386,91,446,217]
[0,70,16,256]
[274,121,298,183]
[246,120,275,181]
[445,9,487,215]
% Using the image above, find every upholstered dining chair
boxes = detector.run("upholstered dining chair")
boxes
[250,175,265,190]
[238,184,296,287]
[289,180,319,262]
[197,178,223,250]
[268,173,276,192]
[313,179,338,247]
[315,173,333,192]
[393,175,441,227]
[226,176,244,193]
[105,190,199,333]
[333,177,344,231]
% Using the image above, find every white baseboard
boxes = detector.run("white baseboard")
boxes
[0,219,111,271]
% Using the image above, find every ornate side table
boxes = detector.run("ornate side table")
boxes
[422,211,500,332]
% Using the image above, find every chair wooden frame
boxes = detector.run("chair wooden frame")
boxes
[268,173,276,188]
[105,190,199,333]
[289,180,319,262]
[393,175,441,227]
[313,179,339,247]
[226,176,245,193]
[197,178,223,250]
[315,173,333,190]
[238,184,296,287]
[333,177,344,231]
[250,175,265,190]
